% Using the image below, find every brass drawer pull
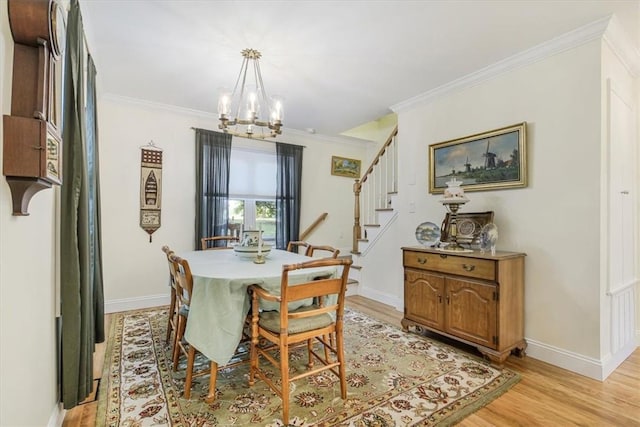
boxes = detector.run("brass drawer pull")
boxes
[417,257,427,264]
[462,264,475,272]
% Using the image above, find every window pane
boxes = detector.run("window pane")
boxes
[256,200,276,239]
[229,200,244,237]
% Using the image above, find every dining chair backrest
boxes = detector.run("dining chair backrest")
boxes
[161,245,175,279]
[279,257,351,309]
[168,253,193,308]
[201,235,239,250]
[286,240,310,255]
[161,245,178,345]
[306,244,340,259]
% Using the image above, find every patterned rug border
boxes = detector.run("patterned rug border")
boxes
[97,306,521,426]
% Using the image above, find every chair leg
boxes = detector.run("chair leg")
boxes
[184,345,196,399]
[280,341,290,426]
[336,327,347,399]
[205,360,219,404]
[323,334,331,362]
[249,307,259,386]
[165,289,176,344]
[173,315,185,372]
[307,339,314,368]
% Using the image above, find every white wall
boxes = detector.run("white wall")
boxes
[365,41,605,362]
[98,96,368,311]
[359,22,639,379]
[0,2,62,425]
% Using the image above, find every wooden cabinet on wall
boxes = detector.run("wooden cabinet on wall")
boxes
[401,246,526,365]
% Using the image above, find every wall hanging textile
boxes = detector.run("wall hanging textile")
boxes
[140,142,162,242]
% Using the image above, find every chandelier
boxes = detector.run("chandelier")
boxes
[217,48,283,139]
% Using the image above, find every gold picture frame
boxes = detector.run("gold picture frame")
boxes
[429,122,527,193]
[331,155,361,178]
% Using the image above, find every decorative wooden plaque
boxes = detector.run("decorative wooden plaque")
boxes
[140,144,162,241]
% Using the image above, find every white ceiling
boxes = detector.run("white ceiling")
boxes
[79,0,639,139]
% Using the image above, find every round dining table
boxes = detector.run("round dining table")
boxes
[181,248,337,367]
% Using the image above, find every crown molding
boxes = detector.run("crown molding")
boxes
[101,94,216,118]
[391,16,612,113]
[101,94,370,147]
[603,15,640,77]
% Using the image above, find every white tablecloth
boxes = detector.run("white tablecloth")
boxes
[182,249,336,365]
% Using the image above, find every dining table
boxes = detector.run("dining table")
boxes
[181,248,337,369]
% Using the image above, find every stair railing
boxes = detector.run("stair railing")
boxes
[300,212,328,241]
[352,125,398,253]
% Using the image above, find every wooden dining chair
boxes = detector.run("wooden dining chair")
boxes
[161,245,178,348]
[248,257,352,425]
[169,253,250,401]
[286,240,310,255]
[306,244,340,258]
[201,235,239,250]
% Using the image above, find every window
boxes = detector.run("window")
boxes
[228,147,276,241]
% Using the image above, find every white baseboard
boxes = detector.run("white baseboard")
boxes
[601,340,639,380]
[104,294,170,314]
[525,338,639,381]
[358,286,403,313]
[47,403,64,427]
[525,338,603,380]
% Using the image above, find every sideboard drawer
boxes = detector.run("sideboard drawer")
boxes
[403,251,496,280]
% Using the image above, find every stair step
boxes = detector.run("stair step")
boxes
[375,208,393,212]
[363,224,380,228]
[347,278,359,285]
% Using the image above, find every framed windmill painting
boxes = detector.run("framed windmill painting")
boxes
[429,122,527,194]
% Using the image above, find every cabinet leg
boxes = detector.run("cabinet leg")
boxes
[478,349,509,366]
[513,341,528,358]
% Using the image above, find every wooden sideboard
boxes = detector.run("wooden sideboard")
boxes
[401,246,526,364]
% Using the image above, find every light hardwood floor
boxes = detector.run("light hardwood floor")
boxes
[63,296,640,426]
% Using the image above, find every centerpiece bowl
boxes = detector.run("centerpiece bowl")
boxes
[233,244,272,259]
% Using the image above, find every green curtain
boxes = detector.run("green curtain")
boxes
[86,55,105,343]
[194,128,232,249]
[60,0,105,409]
[275,143,303,249]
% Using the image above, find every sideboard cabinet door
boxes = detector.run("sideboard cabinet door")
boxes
[404,269,445,330]
[445,277,497,348]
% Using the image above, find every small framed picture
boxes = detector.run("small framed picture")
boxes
[331,156,361,178]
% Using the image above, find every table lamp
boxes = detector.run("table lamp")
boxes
[439,178,469,251]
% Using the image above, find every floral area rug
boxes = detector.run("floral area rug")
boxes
[97,307,519,426]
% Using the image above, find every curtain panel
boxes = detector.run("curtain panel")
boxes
[60,0,105,409]
[275,143,303,249]
[194,129,232,249]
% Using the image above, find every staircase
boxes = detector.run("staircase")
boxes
[347,126,399,295]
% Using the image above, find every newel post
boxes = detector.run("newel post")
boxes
[353,179,362,253]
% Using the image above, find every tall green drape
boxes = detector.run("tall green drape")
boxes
[60,0,104,409]
[194,129,232,249]
[86,55,105,343]
[275,143,303,249]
